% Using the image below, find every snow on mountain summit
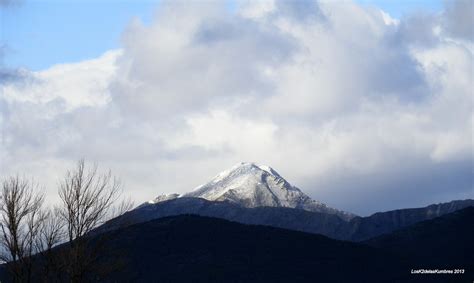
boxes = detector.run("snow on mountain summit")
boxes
[149,162,356,220]
[185,162,294,203]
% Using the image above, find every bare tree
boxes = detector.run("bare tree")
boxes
[57,159,126,282]
[34,207,64,282]
[35,208,64,255]
[0,176,44,283]
[0,161,133,282]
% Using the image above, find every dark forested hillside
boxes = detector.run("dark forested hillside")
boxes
[364,207,474,267]
[1,209,472,282]
[86,215,409,282]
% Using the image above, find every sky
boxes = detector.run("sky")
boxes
[0,0,473,215]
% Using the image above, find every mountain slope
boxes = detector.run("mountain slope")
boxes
[102,197,352,239]
[364,207,474,267]
[84,215,411,282]
[51,213,474,282]
[102,198,473,242]
[148,162,355,220]
[349,199,474,241]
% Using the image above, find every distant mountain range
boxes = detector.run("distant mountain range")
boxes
[104,162,473,242]
[349,199,474,241]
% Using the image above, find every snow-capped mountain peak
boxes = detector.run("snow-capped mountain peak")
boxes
[185,162,298,203]
[149,162,356,220]
[205,162,281,184]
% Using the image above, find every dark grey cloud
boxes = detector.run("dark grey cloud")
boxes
[303,158,473,216]
[0,68,31,84]
[444,0,474,40]
[374,58,426,101]
[395,13,440,47]
[274,0,325,22]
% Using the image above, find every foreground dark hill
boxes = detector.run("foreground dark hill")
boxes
[83,210,474,282]
[102,198,474,241]
[365,206,474,269]
[2,209,472,282]
[94,215,410,283]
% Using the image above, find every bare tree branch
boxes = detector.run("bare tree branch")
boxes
[58,159,126,282]
[0,176,44,283]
